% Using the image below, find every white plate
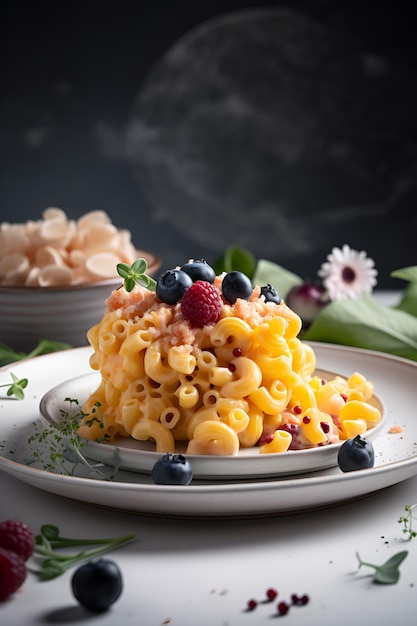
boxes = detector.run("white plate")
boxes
[0,344,416,517]
[38,370,386,479]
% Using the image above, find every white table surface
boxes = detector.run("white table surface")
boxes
[1,470,416,626]
[1,290,416,625]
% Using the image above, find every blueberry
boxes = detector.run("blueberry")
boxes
[71,559,123,612]
[222,271,252,304]
[337,434,375,472]
[156,269,193,304]
[260,284,282,304]
[151,453,193,485]
[181,259,216,283]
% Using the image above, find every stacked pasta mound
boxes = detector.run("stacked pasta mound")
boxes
[79,267,381,456]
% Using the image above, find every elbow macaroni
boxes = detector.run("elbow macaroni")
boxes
[79,282,382,456]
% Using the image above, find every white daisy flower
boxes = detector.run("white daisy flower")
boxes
[318,244,378,300]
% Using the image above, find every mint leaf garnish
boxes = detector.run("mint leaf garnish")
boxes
[117,258,156,292]
[355,551,408,584]
[0,372,28,400]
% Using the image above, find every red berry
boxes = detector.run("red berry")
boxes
[0,520,35,562]
[247,598,257,611]
[181,281,222,327]
[266,587,278,601]
[277,601,290,615]
[291,593,310,605]
[0,547,27,601]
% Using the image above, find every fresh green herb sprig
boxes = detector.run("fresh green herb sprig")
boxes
[398,503,417,540]
[0,372,28,399]
[117,258,156,292]
[28,398,119,479]
[355,551,408,584]
[0,338,71,367]
[30,524,135,581]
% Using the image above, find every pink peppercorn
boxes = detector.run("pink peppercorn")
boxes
[277,601,290,615]
[266,588,278,601]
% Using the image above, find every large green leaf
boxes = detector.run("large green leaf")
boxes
[212,246,256,277]
[303,295,417,361]
[252,259,303,299]
[391,265,417,283]
[395,282,417,317]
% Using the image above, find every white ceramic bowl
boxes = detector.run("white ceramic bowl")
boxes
[0,250,161,352]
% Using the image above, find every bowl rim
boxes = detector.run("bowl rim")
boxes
[0,249,161,293]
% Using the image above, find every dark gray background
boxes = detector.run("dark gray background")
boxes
[2,1,416,288]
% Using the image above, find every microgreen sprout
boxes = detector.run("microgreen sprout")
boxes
[355,551,408,584]
[398,503,417,540]
[0,372,28,399]
[29,524,135,581]
[117,258,156,292]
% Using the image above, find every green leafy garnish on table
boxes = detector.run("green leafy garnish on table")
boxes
[299,268,417,361]
[0,338,71,367]
[0,372,28,400]
[355,551,408,584]
[303,295,417,361]
[117,258,156,292]
[30,524,135,581]
[0,339,71,399]
[391,267,417,317]
[253,258,303,297]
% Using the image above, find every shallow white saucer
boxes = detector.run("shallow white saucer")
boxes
[39,368,386,479]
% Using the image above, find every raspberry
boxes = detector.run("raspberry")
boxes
[0,547,27,601]
[181,281,222,327]
[0,520,35,562]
